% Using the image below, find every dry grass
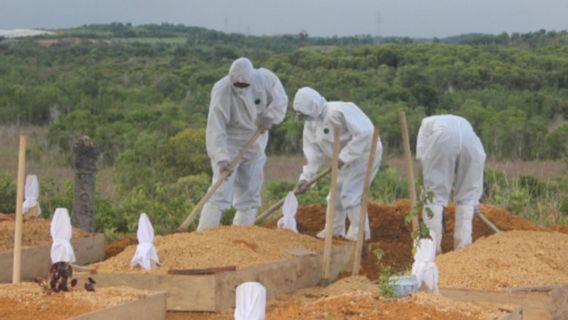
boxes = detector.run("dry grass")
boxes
[266,155,566,182]
[0,125,116,200]
[1,125,565,212]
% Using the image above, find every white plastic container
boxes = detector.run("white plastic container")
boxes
[390,275,419,297]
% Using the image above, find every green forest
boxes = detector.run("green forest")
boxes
[0,23,567,237]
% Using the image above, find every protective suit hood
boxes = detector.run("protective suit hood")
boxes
[229,57,255,84]
[293,87,327,119]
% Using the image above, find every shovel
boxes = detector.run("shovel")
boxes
[320,126,341,286]
[254,167,332,224]
[352,128,380,275]
[177,129,262,231]
[475,206,501,233]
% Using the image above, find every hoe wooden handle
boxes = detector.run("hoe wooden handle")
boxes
[177,129,262,231]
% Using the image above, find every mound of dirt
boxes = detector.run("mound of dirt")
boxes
[166,276,512,320]
[266,276,510,320]
[104,236,137,258]
[0,282,150,320]
[266,199,564,280]
[93,226,332,274]
[0,218,87,251]
[437,230,568,290]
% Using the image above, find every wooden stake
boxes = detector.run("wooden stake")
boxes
[321,126,341,283]
[352,129,380,275]
[12,135,27,284]
[399,111,418,233]
[255,167,332,224]
[177,129,262,231]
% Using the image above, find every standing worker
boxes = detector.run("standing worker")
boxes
[416,114,486,253]
[197,57,288,231]
[293,87,382,241]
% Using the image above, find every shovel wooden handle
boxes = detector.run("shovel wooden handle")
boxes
[352,128,380,275]
[322,126,341,281]
[399,111,418,233]
[254,167,332,224]
[477,211,501,233]
[177,129,262,231]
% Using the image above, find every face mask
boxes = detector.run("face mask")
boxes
[237,87,250,96]
[296,112,315,122]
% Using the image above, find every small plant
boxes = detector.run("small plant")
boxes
[404,187,434,254]
[378,266,396,298]
[368,244,396,298]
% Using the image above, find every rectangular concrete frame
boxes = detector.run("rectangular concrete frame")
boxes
[71,291,167,320]
[441,285,568,320]
[77,242,354,311]
[0,233,105,283]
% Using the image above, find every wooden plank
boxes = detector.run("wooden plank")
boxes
[441,285,568,320]
[0,233,105,282]
[76,242,354,311]
[168,265,236,275]
[72,291,166,320]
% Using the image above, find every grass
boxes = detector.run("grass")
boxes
[1,125,566,227]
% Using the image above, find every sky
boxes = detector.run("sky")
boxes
[1,0,568,39]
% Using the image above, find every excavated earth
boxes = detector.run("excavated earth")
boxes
[93,226,334,273]
[0,217,87,251]
[0,282,151,320]
[167,276,513,320]
[437,230,568,290]
[101,200,566,319]
[265,200,568,280]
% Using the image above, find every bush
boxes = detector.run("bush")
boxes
[0,174,16,213]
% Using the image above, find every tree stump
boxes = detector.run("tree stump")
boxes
[71,136,98,232]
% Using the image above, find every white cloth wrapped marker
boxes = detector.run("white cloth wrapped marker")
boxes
[130,213,160,270]
[50,208,76,264]
[23,175,41,217]
[234,282,266,320]
[411,233,439,292]
[277,192,298,233]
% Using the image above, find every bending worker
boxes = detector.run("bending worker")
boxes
[293,87,382,241]
[416,114,486,253]
[197,57,288,230]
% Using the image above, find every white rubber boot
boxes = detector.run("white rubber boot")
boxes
[316,209,346,239]
[345,206,371,241]
[454,205,474,250]
[423,204,444,254]
[197,202,223,231]
[233,208,257,226]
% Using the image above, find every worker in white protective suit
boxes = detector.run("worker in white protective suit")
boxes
[293,87,382,241]
[197,57,288,231]
[416,114,486,253]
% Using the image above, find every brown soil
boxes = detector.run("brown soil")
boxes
[104,235,137,258]
[92,226,335,274]
[166,276,510,320]
[0,282,149,320]
[0,217,87,251]
[266,200,566,280]
[437,230,568,290]
[267,292,484,320]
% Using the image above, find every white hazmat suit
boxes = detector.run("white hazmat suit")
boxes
[294,87,382,241]
[197,58,288,231]
[416,115,486,252]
